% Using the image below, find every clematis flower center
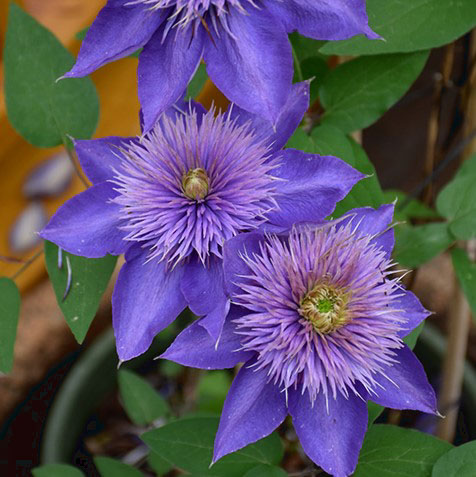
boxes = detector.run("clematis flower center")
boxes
[182,168,209,200]
[127,0,250,30]
[234,223,407,403]
[111,106,277,266]
[299,284,350,334]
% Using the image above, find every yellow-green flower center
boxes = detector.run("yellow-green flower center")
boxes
[182,168,209,200]
[299,284,350,334]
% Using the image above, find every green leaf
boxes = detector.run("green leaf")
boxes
[44,241,117,343]
[4,4,99,147]
[394,223,454,268]
[319,51,429,133]
[353,424,452,477]
[309,124,355,161]
[142,416,283,476]
[32,464,85,477]
[243,465,288,477]
[75,27,88,41]
[436,174,476,240]
[197,371,232,414]
[186,63,208,100]
[333,139,384,216]
[118,369,169,426]
[432,441,476,477]
[290,34,328,102]
[148,451,174,476]
[320,0,476,56]
[286,127,316,152]
[451,248,476,322]
[299,57,328,103]
[454,153,476,180]
[289,33,326,63]
[0,277,21,373]
[367,401,384,426]
[94,457,143,477]
[384,189,439,222]
[403,322,425,350]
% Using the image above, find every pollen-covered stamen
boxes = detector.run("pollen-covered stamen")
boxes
[299,284,350,334]
[182,167,209,200]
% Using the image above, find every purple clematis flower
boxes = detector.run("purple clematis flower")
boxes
[64,0,378,130]
[40,83,363,362]
[162,204,438,477]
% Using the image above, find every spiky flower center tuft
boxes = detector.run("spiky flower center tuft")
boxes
[112,105,278,266]
[234,222,407,405]
[182,168,209,200]
[299,284,350,334]
[126,0,253,32]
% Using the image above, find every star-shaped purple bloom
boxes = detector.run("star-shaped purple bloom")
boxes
[162,204,438,477]
[64,0,378,130]
[40,83,363,362]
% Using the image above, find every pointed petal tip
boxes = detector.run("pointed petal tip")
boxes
[59,66,83,80]
[211,446,227,466]
[366,30,383,41]
[38,226,54,243]
[157,348,171,361]
[140,115,156,134]
[361,23,382,40]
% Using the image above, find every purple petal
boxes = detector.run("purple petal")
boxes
[268,0,379,40]
[204,8,293,124]
[64,2,166,78]
[40,182,126,258]
[180,257,230,341]
[395,289,430,338]
[213,362,288,463]
[138,25,205,131]
[223,232,265,297]
[289,389,368,477]
[227,81,310,153]
[74,136,136,184]
[266,150,364,231]
[370,345,438,415]
[139,99,207,134]
[112,247,186,361]
[198,302,231,343]
[338,204,395,258]
[160,307,252,369]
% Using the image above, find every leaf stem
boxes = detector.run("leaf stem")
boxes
[10,249,44,281]
[65,142,89,189]
[292,46,304,84]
